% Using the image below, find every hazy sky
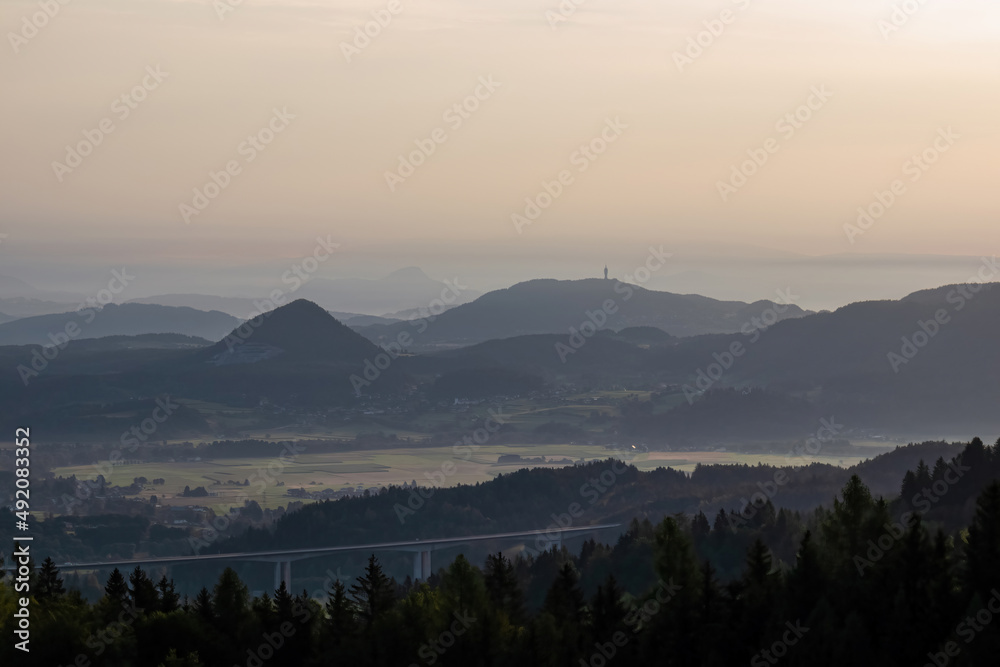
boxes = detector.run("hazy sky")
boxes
[1,0,998,303]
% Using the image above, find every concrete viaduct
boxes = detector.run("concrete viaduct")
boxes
[19,524,621,590]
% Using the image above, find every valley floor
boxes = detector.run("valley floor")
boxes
[51,441,894,510]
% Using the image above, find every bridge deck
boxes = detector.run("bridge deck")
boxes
[11,523,621,571]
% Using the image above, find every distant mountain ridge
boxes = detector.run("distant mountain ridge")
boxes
[3,282,998,437]
[127,294,272,318]
[399,282,1000,435]
[0,297,85,319]
[0,303,240,346]
[126,293,396,327]
[354,278,811,349]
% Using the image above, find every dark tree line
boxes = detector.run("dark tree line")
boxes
[2,439,1000,666]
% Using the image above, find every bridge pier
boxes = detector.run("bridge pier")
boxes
[274,561,291,590]
[36,524,622,591]
[412,550,431,581]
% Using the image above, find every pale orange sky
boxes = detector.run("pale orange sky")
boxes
[1,0,998,288]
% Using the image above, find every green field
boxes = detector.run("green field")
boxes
[51,439,892,511]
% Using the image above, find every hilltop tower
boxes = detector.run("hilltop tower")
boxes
[604,265,608,280]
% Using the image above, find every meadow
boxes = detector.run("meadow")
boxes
[51,440,892,510]
[43,392,901,510]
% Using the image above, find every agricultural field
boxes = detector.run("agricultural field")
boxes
[51,439,893,511]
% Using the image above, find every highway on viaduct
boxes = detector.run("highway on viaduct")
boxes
[13,523,622,589]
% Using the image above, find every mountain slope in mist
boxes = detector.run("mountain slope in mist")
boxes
[355,278,810,349]
[0,303,240,346]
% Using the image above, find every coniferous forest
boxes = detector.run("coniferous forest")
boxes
[6,0,997,662]
[2,438,999,667]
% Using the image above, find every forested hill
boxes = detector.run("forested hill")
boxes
[206,439,978,557]
[354,278,809,348]
[8,439,1000,667]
